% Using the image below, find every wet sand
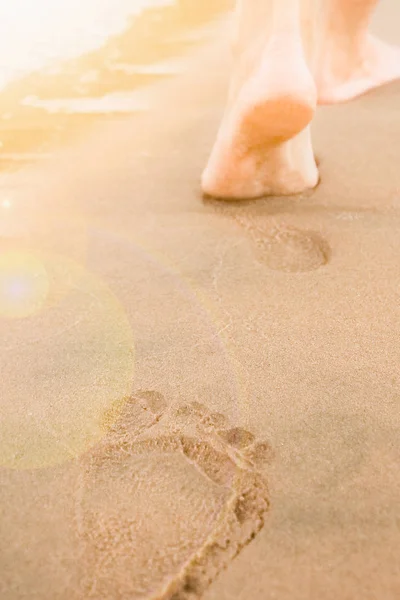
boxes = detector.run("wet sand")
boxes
[0,0,229,172]
[1,1,400,598]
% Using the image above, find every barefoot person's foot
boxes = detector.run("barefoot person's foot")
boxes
[316,0,400,104]
[202,2,319,200]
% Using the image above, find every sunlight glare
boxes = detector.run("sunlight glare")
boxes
[0,0,173,89]
[0,251,49,319]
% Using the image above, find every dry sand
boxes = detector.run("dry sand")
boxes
[1,1,400,598]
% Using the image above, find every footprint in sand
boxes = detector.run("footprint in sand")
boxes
[75,391,272,600]
[254,226,329,273]
[235,215,330,273]
[205,201,330,273]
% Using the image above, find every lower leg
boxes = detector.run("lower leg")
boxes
[201,0,319,200]
[317,0,400,103]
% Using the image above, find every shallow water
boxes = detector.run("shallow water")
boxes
[0,0,174,89]
[0,0,230,172]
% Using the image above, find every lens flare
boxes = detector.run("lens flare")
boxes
[0,257,134,470]
[0,251,49,319]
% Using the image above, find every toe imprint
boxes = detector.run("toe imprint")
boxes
[218,427,255,449]
[134,389,168,414]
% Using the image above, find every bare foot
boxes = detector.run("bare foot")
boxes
[317,33,400,104]
[201,32,319,200]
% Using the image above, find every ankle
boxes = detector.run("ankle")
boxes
[326,0,375,33]
[322,0,373,59]
[319,23,370,79]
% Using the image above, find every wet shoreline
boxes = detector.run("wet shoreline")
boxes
[0,0,231,173]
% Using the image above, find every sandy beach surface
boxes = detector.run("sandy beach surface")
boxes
[1,1,400,598]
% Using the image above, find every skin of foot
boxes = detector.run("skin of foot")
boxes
[316,0,400,104]
[202,2,319,200]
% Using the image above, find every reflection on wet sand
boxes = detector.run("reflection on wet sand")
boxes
[0,0,231,172]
